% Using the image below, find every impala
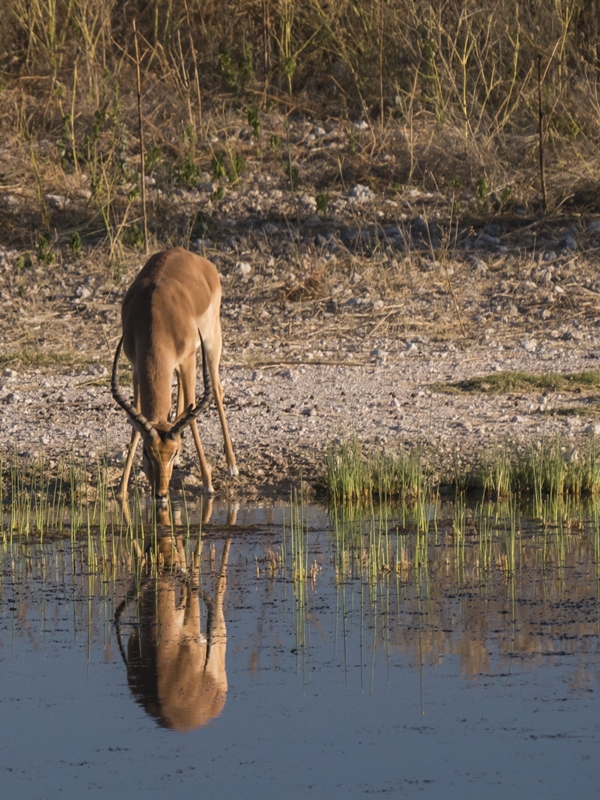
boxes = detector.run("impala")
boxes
[111,247,238,501]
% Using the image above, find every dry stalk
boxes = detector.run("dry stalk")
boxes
[133,18,148,255]
[183,0,203,133]
[537,55,548,213]
[443,262,467,337]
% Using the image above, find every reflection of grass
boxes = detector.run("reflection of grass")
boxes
[434,371,600,394]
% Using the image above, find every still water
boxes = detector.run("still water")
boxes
[1,501,600,799]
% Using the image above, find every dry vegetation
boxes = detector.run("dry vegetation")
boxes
[3,0,600,250]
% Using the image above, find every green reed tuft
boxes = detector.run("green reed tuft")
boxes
[327,436,600,511]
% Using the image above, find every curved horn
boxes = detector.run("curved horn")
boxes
[111,336,158,439]
[169,333,213,438]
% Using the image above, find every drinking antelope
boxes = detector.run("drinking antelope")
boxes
[111,247,238,501]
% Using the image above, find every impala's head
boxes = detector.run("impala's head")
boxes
[111,335,212,504]
[139,423,183,503]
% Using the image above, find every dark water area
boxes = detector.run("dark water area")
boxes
[1,502,600,799]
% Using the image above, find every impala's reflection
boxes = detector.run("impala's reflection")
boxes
[115,534,230,731]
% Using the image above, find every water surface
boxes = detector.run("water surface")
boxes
[1,502,600,799]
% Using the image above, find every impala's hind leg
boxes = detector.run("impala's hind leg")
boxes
[204,321,238,477]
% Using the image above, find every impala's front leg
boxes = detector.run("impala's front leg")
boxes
[118,427,141,500]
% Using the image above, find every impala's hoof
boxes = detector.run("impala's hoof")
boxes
[228,465,239,477]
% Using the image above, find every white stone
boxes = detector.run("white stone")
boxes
[520,339,537,352]
[45,194,70,210]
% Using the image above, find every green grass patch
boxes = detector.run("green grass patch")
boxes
[434,371,600,394]
[0,348,87,370]
[327,436,600,508]
[545,405,600,418]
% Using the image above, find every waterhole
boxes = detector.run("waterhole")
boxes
[1,500,600,799]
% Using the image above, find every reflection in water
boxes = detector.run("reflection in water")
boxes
[3,500,600,707]
[115,535,230,731]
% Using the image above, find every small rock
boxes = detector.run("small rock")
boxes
[198,181,218,193]
[313,126,326,136]
[75,285,92,300]
[236,261,252,277]
[586,423,600,435]
[298,193,317,209]
[193,238,213,251]
[478,232,500,245]
[86,364,107,377]
[520,338,537,353]
[263,223,278,235]
[470,258,488,275]
[370,348,387,362]
[4,392,19,404]
[348,184,375,202]
[411,215,428,236]
[354,120,369,130]
[559,231,577,251]
[45,194,70,210]
[510,415,522,423]
[303,215,321,228]
[3,368,17,378]
[281,369,297,382]
[251,370,262,381]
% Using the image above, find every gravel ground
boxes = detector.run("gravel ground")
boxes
[1,330,599,500]
[2,139,600,499]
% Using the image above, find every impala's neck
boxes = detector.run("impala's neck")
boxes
[137,350,174,423]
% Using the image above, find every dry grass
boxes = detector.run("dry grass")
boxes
[1,0,600,251]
